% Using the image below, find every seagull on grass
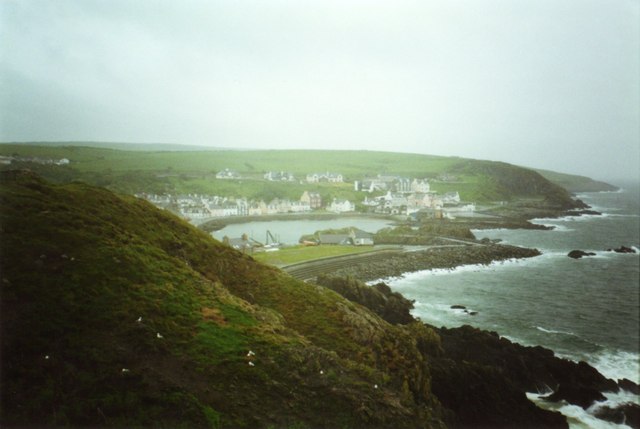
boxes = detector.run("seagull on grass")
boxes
[248,361,255,367]
[156,332,163,339]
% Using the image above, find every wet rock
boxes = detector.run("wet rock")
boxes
[545,385,606,409]
[594,403,640,429]
[607,246,637,254]
[567,250,596,259]
[618,378,640,394]
[315,275,415,325]
[435,325,619,408]
[429,358,568,428]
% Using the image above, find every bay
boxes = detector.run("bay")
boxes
[386,184,640,429]
[211,217,393,245]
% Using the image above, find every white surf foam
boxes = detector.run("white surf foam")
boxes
[527,392,637,429]
[591,350,640,385]
[536,326,579,337]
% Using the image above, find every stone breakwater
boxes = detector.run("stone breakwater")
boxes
[333,244,541,282]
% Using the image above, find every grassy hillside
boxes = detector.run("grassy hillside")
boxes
[0,143,606,206]
[0,171,447,428]
[535,169,618,192]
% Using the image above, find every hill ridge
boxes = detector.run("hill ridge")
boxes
[0,170,448,428]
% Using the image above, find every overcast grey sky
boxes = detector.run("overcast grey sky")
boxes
[1,0,638,181]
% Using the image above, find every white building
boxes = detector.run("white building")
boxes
[328,199,355,213]
[216,168,241,179]
[306,172,343,183]
[411,179,430,193]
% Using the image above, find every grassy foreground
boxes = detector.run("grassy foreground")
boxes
[0,171,447,428]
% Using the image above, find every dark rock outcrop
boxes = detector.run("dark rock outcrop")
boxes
[619,378,640,394]
[566,209,602,217]
[545,385,606,409]
[435,325,619,409]
[315,275,415,325]
[594,403,640,429]
[568,250,596,259]
[607,246,637,254]
[429,358,568,429]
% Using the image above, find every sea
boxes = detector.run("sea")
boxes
[383,183,640,429]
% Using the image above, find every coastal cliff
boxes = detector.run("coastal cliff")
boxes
[316,275,639,429]
[1,171,633,428]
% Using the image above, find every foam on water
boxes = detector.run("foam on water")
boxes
[526,393,630,429]
[590,350,640,384]
[536,326,579,337]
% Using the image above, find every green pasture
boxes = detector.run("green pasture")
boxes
[0,143,597,204]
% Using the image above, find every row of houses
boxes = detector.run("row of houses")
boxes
[215,169,345,184]
[0,156,70,166]
[139,191,358,219]
[354,175,430,194]
[362,190,463,215]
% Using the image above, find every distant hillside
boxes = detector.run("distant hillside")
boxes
[0,171,449,428]
[448,160,583,209]
[1,141,234,152]
[535,169,618,193]
[0,143,608,207]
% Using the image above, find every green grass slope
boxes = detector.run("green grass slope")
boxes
[448,160,582,207]
[535,169,618,193]
[0,171,445,428]
[0,143,608,204]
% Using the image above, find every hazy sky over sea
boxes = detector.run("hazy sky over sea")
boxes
[1,0,638,181]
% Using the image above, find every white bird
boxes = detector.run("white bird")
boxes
[156,332,163,339]
[246,350,255,357]
[374,384,378,389]
[320,370,324,375]
[137,317,142,323]
[44,355,50,360]
[248,361,255,367]
[121,368,130,373]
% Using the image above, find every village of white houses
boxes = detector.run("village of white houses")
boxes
[137,169,476,223]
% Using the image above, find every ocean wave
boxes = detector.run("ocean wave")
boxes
[590,349,640,385]
[409,301,469,326]
[527,391,638,429]
[535,326,579,337]
[528,221,575,231]
[528,396,627,429]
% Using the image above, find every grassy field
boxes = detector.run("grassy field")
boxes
[0,143,599,205]
[252,244,379,266]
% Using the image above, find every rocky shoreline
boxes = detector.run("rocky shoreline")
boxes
[332,243,541,282]
[315,274,640,429]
